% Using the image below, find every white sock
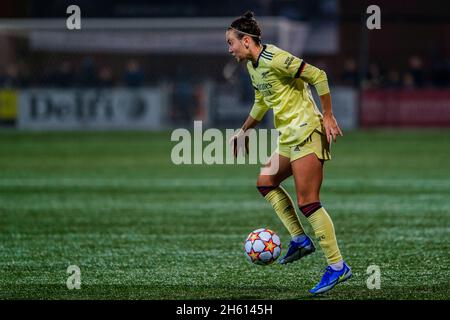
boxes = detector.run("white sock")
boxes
[330,260,344,271]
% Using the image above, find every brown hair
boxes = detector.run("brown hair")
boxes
[228,11,262,45]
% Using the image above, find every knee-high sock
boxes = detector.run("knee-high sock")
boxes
[300,203,342,264]
[258,185,305,237]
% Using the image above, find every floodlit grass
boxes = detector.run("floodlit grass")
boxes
[0,129,449,299]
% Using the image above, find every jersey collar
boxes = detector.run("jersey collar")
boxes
[252,44,267,69]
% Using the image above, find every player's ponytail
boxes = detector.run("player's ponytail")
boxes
[228,11,262,45]
[243,11,255,20]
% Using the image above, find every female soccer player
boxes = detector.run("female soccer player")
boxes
[226,11,351,295]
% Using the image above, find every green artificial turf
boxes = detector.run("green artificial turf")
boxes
[0,129,449,299]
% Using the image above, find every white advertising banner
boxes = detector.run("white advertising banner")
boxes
[329,87,358,130]
[18,88,165,130]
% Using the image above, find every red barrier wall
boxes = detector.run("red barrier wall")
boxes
[361,89,450,127]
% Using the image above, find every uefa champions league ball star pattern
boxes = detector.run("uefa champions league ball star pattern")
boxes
[244,228,282,265]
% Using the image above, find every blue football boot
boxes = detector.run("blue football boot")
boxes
[278,236,315,265]
[310,262,352,295]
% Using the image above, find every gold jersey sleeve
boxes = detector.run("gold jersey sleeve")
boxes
[272,50,330,96]
[249,88,269,121]
[299,63,330,96]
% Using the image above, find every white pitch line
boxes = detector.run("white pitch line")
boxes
[0,178,449,188]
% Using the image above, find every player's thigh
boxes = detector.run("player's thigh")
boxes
[290,153,324,204]
[257,152,292,186]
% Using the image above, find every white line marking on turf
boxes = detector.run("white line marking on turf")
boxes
[0,178,449,188]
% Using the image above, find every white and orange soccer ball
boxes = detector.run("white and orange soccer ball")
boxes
[244,228,282,265]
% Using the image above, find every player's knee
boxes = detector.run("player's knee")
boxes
[256,175,278,197]
[256,174,270,187]
[297,191,320,205]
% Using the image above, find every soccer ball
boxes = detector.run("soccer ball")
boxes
[244,228,282,265]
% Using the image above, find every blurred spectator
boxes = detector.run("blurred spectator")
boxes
[171,68,196,124]
[0,64,21,88]
[124,59,145,87]
[193,81,207,121]
[52,61,75,87]
[0,62,32,88]
[385,69,401,88]
[340,58,359,88]
[173,81,195,123]
[77,57,97,87]
[402,72,415,89]
[363,63,383,89]
[97,66,115,87]
[407,55,425,87]
[1,52,449,91]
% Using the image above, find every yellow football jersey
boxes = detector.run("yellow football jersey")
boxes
[247,44,330,146]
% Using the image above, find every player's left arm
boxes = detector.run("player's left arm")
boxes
[296,62,343,143]
[318,92,343,143]
[272,52,343,143]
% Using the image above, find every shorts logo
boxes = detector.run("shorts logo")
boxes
[294,145,301,152]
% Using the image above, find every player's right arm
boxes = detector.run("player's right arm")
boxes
[230,88,269,157]
[230,115,259,158]
[241,113,260,132]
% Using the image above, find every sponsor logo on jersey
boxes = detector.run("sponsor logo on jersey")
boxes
[284,56,295,69]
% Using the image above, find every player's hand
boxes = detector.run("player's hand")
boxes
[323,114,343,144]
[229,129,249,157]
